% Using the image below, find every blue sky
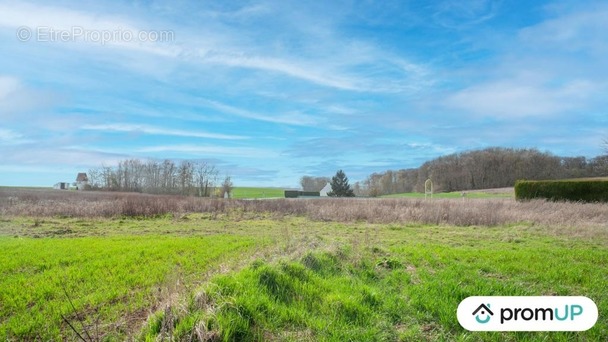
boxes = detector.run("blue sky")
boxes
[1,0,607,187]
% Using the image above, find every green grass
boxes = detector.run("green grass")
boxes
[0,217,268,340]
[382,190,513,199]
[1,214,606,340]
[141,231,608,341]
[231,187,285,199]
[0,185,52,190]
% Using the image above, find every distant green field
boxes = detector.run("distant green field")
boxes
[231,187,284,199]
[382,190,513,199]
[0,186,52,190]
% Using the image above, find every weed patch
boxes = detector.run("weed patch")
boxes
[141,236,607,341]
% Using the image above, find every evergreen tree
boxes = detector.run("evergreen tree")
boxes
[328,170,355,197]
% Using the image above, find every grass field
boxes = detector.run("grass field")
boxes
[137,219,608,341]
[231,187,285,199]
[0,216,270,339]
[382,188,514,199]
[0,190,607,340]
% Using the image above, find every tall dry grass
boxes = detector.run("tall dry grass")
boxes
[0,188,225,218]
[1,188,607,230]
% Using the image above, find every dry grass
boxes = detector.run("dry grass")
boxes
[0,188,227,218]
[1,188,607,233]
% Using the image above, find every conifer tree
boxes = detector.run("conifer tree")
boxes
[327,169,355,197]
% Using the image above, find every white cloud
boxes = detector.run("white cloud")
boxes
[518,4,608,55]
[0,75,59,120]
[432,0,500,29]
[81,123,248,140]
[0,128,22,141]
[0,117,37,146]
[0,145,126,167]
[1,1,433,94]
[0,76,20,100]
[445,79,597,118]
[200,52,366,91]
[441,3,608,120]
[137,144,278,158]
[0,1,180,57]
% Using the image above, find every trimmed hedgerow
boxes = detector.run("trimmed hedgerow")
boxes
[515,179,608,202]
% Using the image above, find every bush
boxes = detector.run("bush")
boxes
[515,179,608,202]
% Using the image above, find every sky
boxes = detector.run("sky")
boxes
[1,0,607,188]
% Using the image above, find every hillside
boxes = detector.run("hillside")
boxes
[358,147,608,196]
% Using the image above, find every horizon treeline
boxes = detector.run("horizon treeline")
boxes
[355,147,608,196]
[87,159,220,196]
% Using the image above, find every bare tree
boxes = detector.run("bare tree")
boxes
[300,176,330,191]
[178,160,194,195]
[86,168,101,190]
[88,158,220,196]
[194,161,218,197]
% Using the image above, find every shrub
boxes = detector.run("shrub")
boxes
[515,179,608,202]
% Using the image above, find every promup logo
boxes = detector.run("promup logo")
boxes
[457,296,598,331]
[472,303,494,324]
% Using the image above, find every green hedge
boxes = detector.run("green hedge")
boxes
[284,190,300,198]
[284,190,321,198]
[515,179,608,202]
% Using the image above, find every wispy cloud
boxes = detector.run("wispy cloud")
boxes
[0,145,127,167]
[440,2,608,123]
[0,128,26,144]
[518,3,608,55]
[0,76,20,99]
[0,76,57,118]
[81,123,247,140]
[137,144,278,158]
[445,79,598,118]
[199,53,362,91]
[0,1,179,57]
[1,1,433,94]
[198,99,321,126]
[432,0,501,29]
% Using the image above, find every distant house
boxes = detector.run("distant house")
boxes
[75,173,89,190]
[53,182,70,190]
[319,183,331,197]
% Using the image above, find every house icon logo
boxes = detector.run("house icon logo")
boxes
[472,303,494,324]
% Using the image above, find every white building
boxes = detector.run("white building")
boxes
[76,173,89,190]
[319,182,331,197]
[53,182,69,190]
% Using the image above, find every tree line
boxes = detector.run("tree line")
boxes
[300,176,330,192]
[353,147,608,196]
[87,159,222,196]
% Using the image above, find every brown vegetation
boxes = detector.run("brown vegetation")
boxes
[2,188,606,232]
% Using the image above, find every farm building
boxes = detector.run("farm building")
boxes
[319,182,331,197]
[53,182,70,190]
[75,173,89,190]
